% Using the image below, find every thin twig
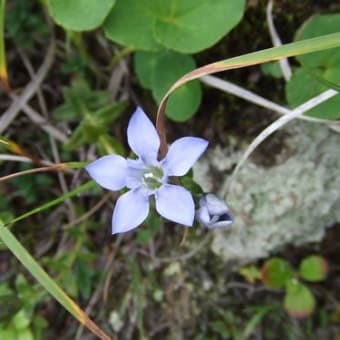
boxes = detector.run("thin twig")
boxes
[63,193,111,229]
[0,163,68,182]
[15,48,69,198]
[154,233,212,264]
[17,46,49,115]
[0,154,51,164]
[16,102,68,143]
[0,37,55,133]
[201,75,338,125]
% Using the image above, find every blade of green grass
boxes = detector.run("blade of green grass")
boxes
[7,180,96,225]
[156,32,340,156]
[0,219,110,339]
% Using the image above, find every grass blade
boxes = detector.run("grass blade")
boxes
[0,219,111,340]
[156,32,340,156]
[7,180,96,225]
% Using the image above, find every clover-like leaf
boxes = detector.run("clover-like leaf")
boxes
[261,62,283,79]
[152,0,246,53]
[284,280,315,319]
[134,50,201,121]
[285,13,340,119]
[299,255,328,282]
[104,0,160,51]
[133,51,160,89]
[261,258,294,288]
[296,13,340,68]
[152,51,201,121]
[105,0,245,53]
[49,0,116,31]
[286,67,340,119]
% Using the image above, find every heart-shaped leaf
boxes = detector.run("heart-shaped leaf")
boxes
[134,51,160,89]
[284,280,315,318]
[105,0,245,53]
[152,0,246,53]
[104,0,160,51]
[261,258,294,288]
[299,255,328,282]
[296,13,340,68]
[48,0,116,31]
[134,50,201,121]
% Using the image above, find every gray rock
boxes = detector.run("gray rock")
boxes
[193,122,340,263]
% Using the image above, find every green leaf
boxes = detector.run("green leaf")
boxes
[0,282,13,297]
[153,0,245,53]
[31,315,48,340]
[0,219,110,339]
[15,328,34,340]
[180,172,203,196]
[286,67,340,119]
[299,255,328,282]
[8,181,96,226]
[261,62,283,79]
[104,0,245,53]
[0,326,16,340]
[12,309,31,330]
[296,13,340,68]
[48,0,116,31]
[136,213,161,245]
[284,280,315,318]
[74,257,96,300]
[54,78,111,122]
[284,14,340,119]
[66,101,126,150]
[261,258,294,288]
[6,1,48,48]
[152,51,201,121]
[104,0,160,51]
[239,265,262,284]
[134,51,160,89]
[242,305,274,339]
[157,32,340,120]
[134,50,201,121]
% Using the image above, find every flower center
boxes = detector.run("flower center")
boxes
[141,166,164,190]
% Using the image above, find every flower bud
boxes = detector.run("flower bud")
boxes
[196,193,233,229]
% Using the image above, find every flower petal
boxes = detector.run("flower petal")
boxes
[155,184,195,226]
[127,107,160,163]
[196,205,211,225]
[112,189,150,234]
[205,194,229,215]
[163,137,208,176]
[125,158,144,189]
[85,155,127,191]
[206,213,233,229]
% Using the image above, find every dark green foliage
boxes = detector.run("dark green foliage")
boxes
[6,0,48,47]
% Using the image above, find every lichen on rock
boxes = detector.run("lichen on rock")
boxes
[194,122,340,263]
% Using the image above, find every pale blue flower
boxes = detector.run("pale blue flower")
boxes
[86,107,208,234]
[196,194,233,229]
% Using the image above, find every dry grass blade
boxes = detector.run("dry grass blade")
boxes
[156,32,340,157]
